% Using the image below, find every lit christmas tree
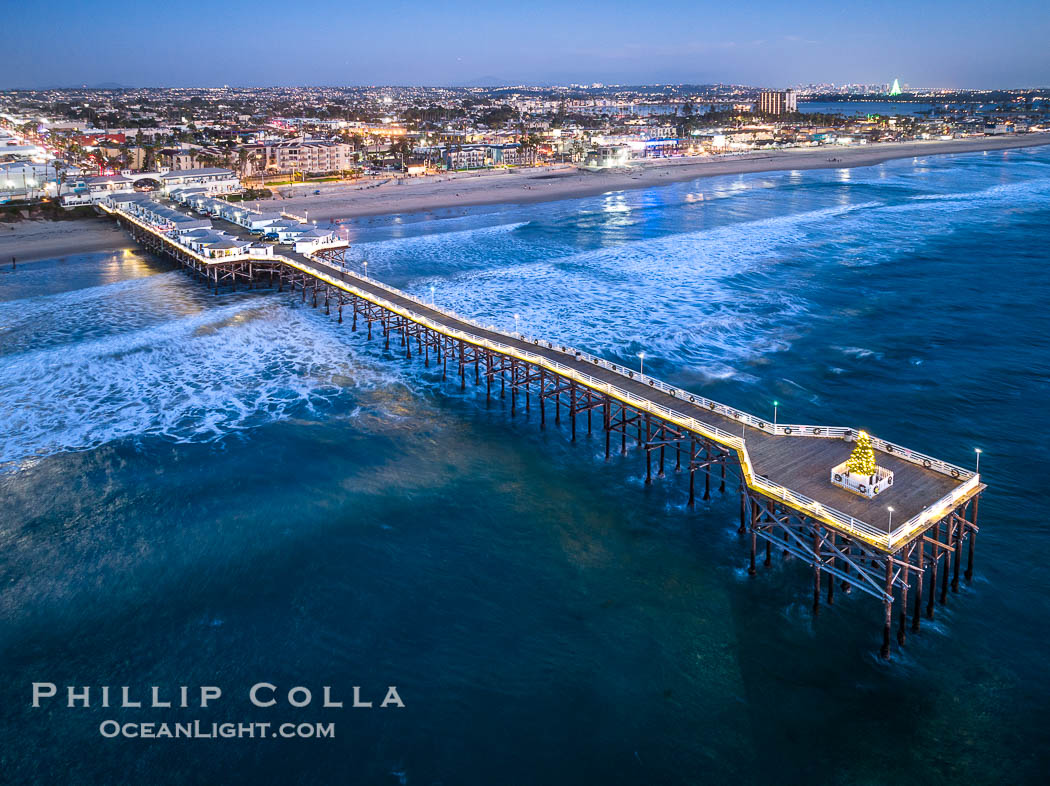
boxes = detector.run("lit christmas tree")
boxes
[845,431,877,476]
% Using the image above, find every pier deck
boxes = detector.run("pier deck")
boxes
[296,251,964,531]
[104,199,985,656]
[119,202,979,548]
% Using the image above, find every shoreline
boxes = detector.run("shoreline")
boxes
[3,134,1048,261]
[273,133,1050,221]
[1,218,132,265]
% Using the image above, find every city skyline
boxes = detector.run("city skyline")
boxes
[5,0,1048,90]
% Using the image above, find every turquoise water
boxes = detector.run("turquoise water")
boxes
[2,147,1049,784]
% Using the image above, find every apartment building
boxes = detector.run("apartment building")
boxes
[157,147,200,171]
[254,138,354,174]
[488,143,536,167]
[757,90,798,116]
[444,143,534,170]
[445,145,488,170]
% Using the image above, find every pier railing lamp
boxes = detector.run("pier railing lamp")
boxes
[773,400,779,429]
[430,285,435,305]
[638,352,645,376]
[975,448,982,474]
[514,313,520,335]
[887,506,894,530]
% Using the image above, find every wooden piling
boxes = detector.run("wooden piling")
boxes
[703,444,711,501]
[965,495,978,582]
[604,399,610,459]
[926,522,939,619]
[898,545,910,646]
[880,560,893,660]
[813,531,821,616]
[644,414,652,484]
[912,543,923,632]
[827,533,835,605]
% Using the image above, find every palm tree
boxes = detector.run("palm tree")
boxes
[51,159,67,197]
[519,133,542,165]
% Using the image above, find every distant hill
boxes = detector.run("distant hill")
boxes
[454,76,511,88]
[9,81,136,90]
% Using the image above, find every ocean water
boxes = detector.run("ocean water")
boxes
[2,147,1050,784]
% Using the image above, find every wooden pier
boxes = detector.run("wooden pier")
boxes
[105,201,985,658]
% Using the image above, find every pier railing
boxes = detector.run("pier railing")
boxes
[292,254,984,551]
[104,202,979,551]
[302,250,975,487]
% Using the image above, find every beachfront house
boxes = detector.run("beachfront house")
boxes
[158,168,240,196]
[293,228,338,254]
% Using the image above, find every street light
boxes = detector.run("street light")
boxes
[887,506,894,530]
[773,400,779,429]
[430,285,435,305]
[513,313,520,335]
[638,352,645,376]
[362,260,368,277]
[975,448,982,474]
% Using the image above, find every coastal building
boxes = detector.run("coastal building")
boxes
[158,168,240,195]
[293,227,339,254]
[444,145,488,170]
[60,173,135,206]
[758,90,798,116]
[252,138,354,175]
[581,145,630,169]
[487,143,535,167]
[157,147,200,171]
[101,193,270,259]
[60,168,238,207]
[443,143,535,170]
[1,161,61,201]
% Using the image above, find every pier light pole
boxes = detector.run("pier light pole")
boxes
[514,313,520,336]
[887,506,894,531]
[638,352,645,376]
[362,260,368,278]
[975,448,982,475]
[430,285,435,305]
[773,400,779,430]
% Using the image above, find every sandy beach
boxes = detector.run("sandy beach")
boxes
[270,133,1050,222]
[0,218,132,265]
[2,133,1047,262]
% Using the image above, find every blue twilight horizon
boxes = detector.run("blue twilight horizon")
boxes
[3,0,1048,91]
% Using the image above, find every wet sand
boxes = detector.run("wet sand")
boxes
[0,219,132,264]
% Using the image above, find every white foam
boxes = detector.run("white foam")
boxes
[397,202,880,380]
[0,297,401,468]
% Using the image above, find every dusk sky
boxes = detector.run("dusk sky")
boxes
[5,0,1049,89]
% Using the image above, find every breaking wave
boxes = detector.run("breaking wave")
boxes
[392,202,884,379]
[0,294,400,468]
